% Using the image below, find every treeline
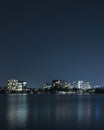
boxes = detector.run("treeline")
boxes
[0,87,104,94]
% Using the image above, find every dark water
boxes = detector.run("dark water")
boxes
[0,94,104,130]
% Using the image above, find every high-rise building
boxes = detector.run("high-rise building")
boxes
[52,80,65,88]
[7,79,27,91]
[73,80,91,90]
[17,81,27,91]
[51,80,71,88]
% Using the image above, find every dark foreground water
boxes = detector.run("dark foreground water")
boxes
[0,94,104,130]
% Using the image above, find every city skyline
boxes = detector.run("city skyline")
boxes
[1,78,104,88]
[0,1,104,87]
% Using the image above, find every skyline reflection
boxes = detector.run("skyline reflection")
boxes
[0,95,104,130]
[6,95,28,129]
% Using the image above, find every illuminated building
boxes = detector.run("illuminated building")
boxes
[7,79,27,91]
[73,80,91,90]
[43,82,51,89]
[52,80,65,88]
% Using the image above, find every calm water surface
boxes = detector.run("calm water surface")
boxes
[0,94,104,130]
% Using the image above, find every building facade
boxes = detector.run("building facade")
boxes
[73,80,91,90]
[7,79,27,91]
[52,80,65,88]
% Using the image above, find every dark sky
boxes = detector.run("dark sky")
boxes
[0,0,104,87]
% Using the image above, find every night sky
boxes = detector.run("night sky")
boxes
[0,0,104,87]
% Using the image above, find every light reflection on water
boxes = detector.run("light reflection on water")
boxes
[0,95,104,130]
[6,95,28,129]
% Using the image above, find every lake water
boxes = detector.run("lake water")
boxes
[0,94,104,130]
